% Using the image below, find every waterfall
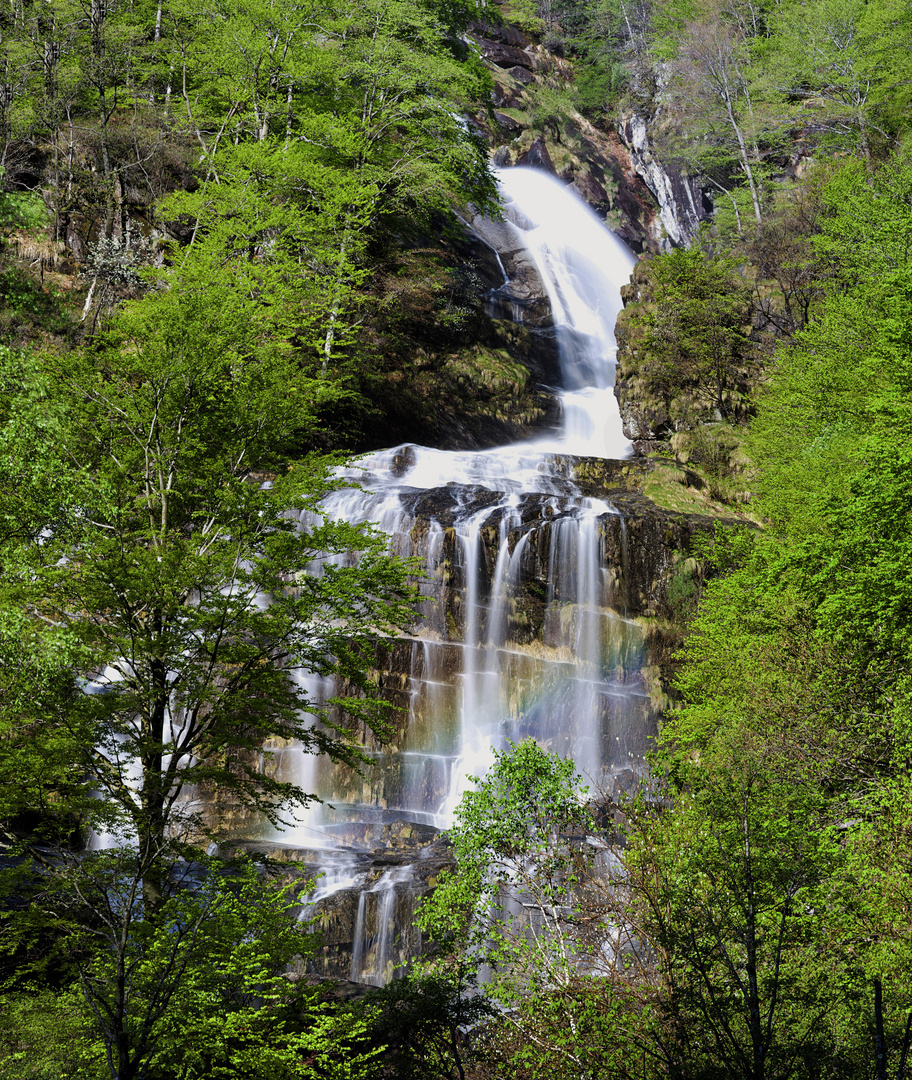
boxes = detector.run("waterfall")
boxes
[269,168,651,984]
[495,167,634,458]
[349,866,416,985]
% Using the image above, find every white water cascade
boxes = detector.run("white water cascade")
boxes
[263,168,655,983]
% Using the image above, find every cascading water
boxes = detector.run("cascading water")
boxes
[494,168,633,458]
[266,168,653,983]
[350,866,416,985]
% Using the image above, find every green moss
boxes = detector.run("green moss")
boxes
[495,106,531,128]
[643,460,756,520]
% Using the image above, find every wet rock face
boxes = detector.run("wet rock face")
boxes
[196,454,711,826]
[374,217,562,451]
[192,452,725,982]
[462,209,555,331]
[402,479,711,637]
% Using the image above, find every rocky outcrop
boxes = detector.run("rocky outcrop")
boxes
[365,216,563,452]
[227,824,454,982]
[614,259,757,446]
[467,20,663,254]
[618,110,709,249]
[461,207,554,330]
[197,455,724,839]
[475,36,535,70]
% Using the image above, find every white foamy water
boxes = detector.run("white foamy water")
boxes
[497,166,635,458]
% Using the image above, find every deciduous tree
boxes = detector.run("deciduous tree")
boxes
[0,257,415,908]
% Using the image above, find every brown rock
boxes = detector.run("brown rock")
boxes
[572,172,610,211]
[468,19,528,47]
[491,81,523,108]
[493,110,524,134]
[508,65,534,85]
[516,135,556,175]
[473,36,533,70]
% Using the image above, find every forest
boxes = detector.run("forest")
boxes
[1,0,911,1076]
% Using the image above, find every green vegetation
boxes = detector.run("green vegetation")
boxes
[0,0,498,444]
[2,0,912,1075]
[1,0,493,1075]
[417,740,628,1079]
[617,248,758,432]
[0,858,383,1079]
[406,145,912,1080]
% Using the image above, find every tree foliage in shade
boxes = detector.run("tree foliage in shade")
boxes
[624,247,757,426]
[1,857,384,1080]
[0,269,416,907]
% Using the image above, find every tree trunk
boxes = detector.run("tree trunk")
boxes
[140,655,170,917]
[722,90,762,227]
[875,979,889,1080]
[322,229,350,374]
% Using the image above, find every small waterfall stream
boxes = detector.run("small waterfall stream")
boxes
[269,168,653,982]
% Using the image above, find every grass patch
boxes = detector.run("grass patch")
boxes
[643,457,759,522]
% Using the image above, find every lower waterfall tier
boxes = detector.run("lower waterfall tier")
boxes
[198,453,723,984]
[196,171,711,985]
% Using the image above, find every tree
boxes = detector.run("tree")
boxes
[1,856,383,1080]
[761,0,912,162]
[736,170,830,341]
[622,247,757,430]
[665,272,912,1069]
[417,740,645,1080]
[746,151,912,536]
[414,690,897,1079]
[0,216,419,1073]
[657,519,912,1075]
[659,0,774,232]
[4,0,172,244]
[645,703,856,1080]
[0,254,415,909]
[419,739,594,976]
[361,970,494,1080]
[3,0,497,348]
[84,856,382,1080]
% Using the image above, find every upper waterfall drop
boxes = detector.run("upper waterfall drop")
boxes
[495,167,637,459]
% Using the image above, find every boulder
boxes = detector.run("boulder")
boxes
[473,35,533,70]
[508,64,534,85]
[468,19,528,47]
[493,110,524,135]
[516,134,556,174]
